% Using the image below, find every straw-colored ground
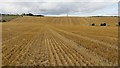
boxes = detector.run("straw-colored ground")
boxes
[2,16,118,66]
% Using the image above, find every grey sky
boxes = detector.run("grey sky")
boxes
[0,0,119,16]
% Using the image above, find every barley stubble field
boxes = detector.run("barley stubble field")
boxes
[2,16,118,66]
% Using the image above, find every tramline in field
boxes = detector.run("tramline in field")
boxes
[2,16,118,66]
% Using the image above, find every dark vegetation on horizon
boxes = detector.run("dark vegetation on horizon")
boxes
[91,16,118,17]
[0,13,44,22]
[0,14,21,22]
[21,13,44,17]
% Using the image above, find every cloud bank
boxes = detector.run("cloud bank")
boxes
[0,0,118,16]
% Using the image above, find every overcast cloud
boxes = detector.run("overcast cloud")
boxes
[0,0,119,16]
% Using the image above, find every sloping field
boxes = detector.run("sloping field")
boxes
[1,15,21,22]
[2,16,118,66]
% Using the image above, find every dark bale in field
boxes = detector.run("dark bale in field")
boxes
[100,23,106,26]
[0,20,6,22]
[118,22,120,26]
[103,23,106,26]
[91,23,95,26]
[2,20,6,22]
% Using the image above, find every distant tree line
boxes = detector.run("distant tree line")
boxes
[22,13,34,16]
[0,13,44,22]
[1,13,44,17]
[34,15,44,17]
[91,16,118,17]
[22,13,44,17]
[1,14,21,16]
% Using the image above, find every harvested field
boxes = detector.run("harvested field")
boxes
[2,16,118,66]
